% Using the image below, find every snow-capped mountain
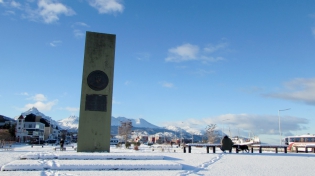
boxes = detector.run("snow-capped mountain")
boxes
[165,125,203,136]
[57,115,78,132]
[16,107,208,142]
[20,107,45,118]
[111,116,160,128]
[18,107,59,128]
[57,116,160,131]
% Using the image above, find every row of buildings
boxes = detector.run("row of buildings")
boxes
[2,113,193,145]
[1,114,71,143]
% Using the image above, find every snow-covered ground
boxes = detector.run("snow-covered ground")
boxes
[1,143,315,176]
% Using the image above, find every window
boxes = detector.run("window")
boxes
[306,138,314,142]
[28,124,32,128]
[294,138,301,142]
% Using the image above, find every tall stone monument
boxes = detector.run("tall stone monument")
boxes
[77,31,116,152]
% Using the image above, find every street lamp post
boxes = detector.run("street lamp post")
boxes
[180,122,183,145]
[278,108,291,145]
[222,119,230,137]
[49,117,51,140]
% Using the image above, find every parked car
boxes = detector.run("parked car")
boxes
[143,142,153,146]
[29,139,45,144]
[45,139,57,144]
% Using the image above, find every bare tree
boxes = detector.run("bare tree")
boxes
[118,120,133,144]
[205,124,217,143]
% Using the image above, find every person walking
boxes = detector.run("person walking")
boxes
[221,135,233,153]
[60,139,65,151]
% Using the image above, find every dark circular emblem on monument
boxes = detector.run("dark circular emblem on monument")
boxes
[87,70,109,91]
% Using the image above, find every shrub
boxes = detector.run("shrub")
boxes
[125,142,131,148]
[133,141,141,146]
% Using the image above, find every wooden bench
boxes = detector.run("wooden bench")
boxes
[250,144,288,153]
[1,147,14,151]
[294,145,315,153]
[1,145,14,151]
[184,144,237,153]
[54,147,66,151]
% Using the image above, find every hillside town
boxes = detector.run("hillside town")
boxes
[1,108,221,146]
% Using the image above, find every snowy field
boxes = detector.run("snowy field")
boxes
[1,143,315,176]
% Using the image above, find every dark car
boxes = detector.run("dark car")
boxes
[45,139,57,144]
[29,139,45,144]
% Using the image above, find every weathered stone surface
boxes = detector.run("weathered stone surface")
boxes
[77,31,115,152]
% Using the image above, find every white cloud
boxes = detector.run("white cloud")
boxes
[160,81,175,88]
[192,69,215,76]
[21,0,75,24]
[73,29,84,38]
[265,78,315,105]
[72,22,90,27]
[0,0,4,4]
[29,94,48,101]
[49,40,62,47]
[23,99,58,111]
[165,113,308,137]
[136,52,150,61]
[88,0,124,14]
[37,0,75,23]
[124,80,131,85]
[165,43,199,62]
[10,0,21,8]
[72,22,89,38]
[64,107,79,112]
[204,42,228,53]
[18,93,57,112]
[200,56,225,63]
[165,42,227,64]
[3,10,15,15]
[20,92,29,96]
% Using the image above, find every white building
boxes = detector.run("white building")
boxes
[15,114,52,143]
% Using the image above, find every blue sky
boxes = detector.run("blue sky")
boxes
[1,0,315,143]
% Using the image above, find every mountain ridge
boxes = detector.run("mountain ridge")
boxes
[9,107,207,140]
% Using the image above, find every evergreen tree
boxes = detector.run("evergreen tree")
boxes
[9,124,16,138]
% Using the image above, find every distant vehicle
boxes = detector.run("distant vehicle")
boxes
[45,139,57,144]
[110,138,119,145]
[29,139,45,144]
[283,134,315,152]
[143,142,153,146]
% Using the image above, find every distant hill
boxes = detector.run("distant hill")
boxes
[56,115,212,142]
[14,107,219,142]
[17,107,60,129]
[57,116,160,131]
[0,115,15,122]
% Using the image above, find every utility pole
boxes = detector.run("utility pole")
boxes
[278,108,291,145]
[49,117,51,140]
[164,129,165,143]
[192,134,194,143]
